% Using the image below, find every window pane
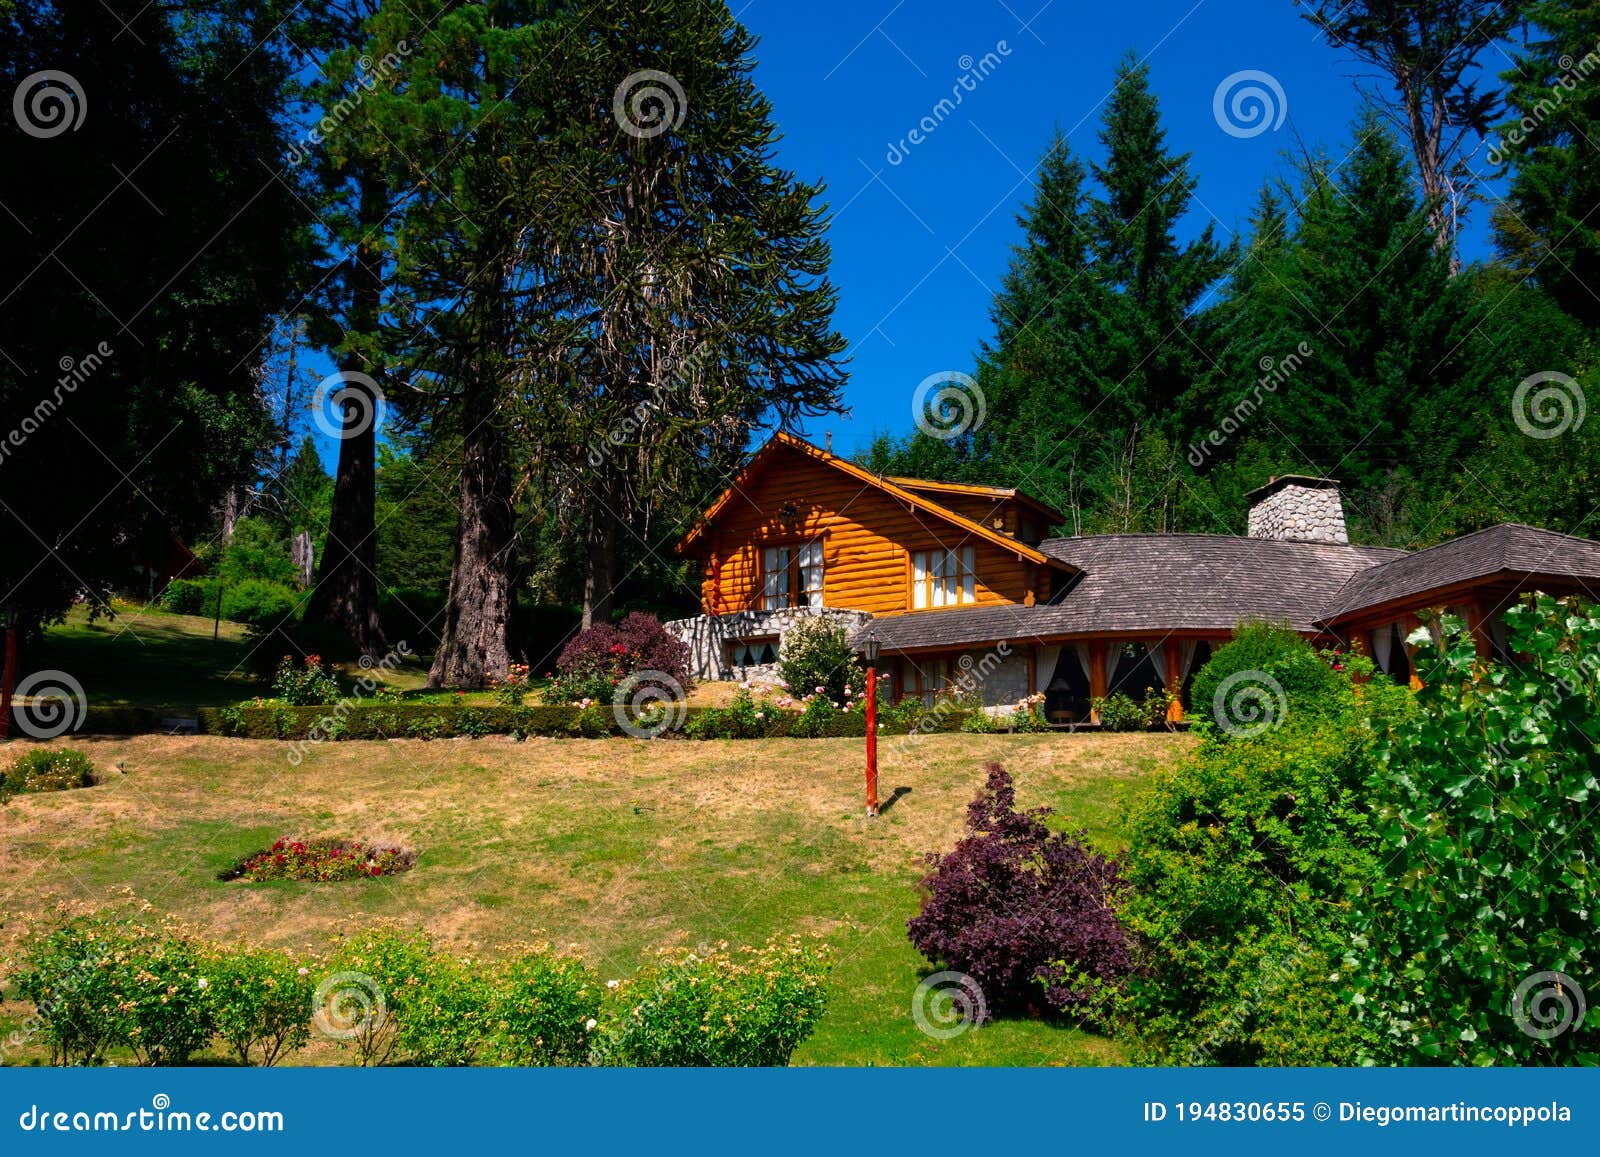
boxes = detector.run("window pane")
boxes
[961,546,975,604]
[912,551,928,609]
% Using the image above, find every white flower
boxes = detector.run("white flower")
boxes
[755,711,765,719]
[607,979,620,989]
[197,977,209,989]
[585,1018,598,1031]
[815,685,824,694]
[297,967,309,976]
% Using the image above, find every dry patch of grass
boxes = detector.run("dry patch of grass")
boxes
[0,731,1190,1065]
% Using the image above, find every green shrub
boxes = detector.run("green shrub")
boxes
[397,951,494,1066]
[2,747,95,803]
[160,577,211,615]
[1348,597,1600,1064]
[593,938,831,1066]
[490,945,601,1066]
[1118,669,1413,1066]
[200,944,313,1066]
[1092,692,1146,732]
[11,911,134,1065]
[317,923,437,1067]
[567,704,615,738]
[271,653,342,706]
[1189,622,1352,739]
[790,693,842,739]
[777,617,866,705]
[222,578,300,630]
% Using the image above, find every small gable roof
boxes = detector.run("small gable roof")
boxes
[675,431,1071,569]
[884,476,1066,526]
[1318,523,1600,623]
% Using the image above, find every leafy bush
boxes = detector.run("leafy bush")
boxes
[789,692,842,738]
[777,616,865,705]
[2,747,95,803]
[1347,596,1600,1064]
[1189,622,1351,738]
[200,944,314,1066]
[682,687,770,739]
[220,837,417,882]
[1119,664,1413,1065]
[547,612,692,704]
[490,944,601,1066]
[491,662,533,706]
[160,577,210,615]
[1093,691,1146,732]
[593,938,831,1066]
[221,578,300,630]
[396,950,493,1066]
[318,923,438,1067]
[906,763,1132,1022]
[271,653,342,706]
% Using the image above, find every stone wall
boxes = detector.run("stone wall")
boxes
[1247,481,1349,544]
[665,607,874,682]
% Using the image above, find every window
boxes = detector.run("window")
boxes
[761,541,824,610]
[911,546,976,609]
[728,637,779,667]
[899,658,951,709]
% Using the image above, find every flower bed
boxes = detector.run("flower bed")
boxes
[0,747,97,803]
[220,838,417,882]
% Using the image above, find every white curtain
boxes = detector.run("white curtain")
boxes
[1370,626,1393,674]
[1148,641,1168,689]
[1104,644,1122,690]
[1035,645,1062,695]
[1179,640,1200,681]
[1075,642,1093,680]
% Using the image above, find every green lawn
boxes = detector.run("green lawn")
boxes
[0,730,1189,1066]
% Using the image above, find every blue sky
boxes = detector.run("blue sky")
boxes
[301,0,1509,469]
[733,0,1504,456]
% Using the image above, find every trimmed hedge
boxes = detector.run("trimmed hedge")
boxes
[191,702,976,741]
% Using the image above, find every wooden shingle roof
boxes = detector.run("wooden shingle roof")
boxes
[1318,523,1600,623]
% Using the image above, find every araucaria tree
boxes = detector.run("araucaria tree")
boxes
[528,0,848,629]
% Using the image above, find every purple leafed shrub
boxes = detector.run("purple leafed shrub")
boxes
[907,763,1132,1020]
[548,612,693,704]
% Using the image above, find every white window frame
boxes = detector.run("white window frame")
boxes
[911,545,976,609]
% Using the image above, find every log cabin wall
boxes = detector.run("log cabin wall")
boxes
[695,444,1041,616]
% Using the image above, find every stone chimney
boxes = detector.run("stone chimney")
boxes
[1245,475,1348,544]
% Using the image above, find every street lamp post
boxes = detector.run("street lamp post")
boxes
[857,626,882,817]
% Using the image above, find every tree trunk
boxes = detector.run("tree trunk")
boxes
[428,412,516,688]
[581,478,621,629]
[306,172,386,657]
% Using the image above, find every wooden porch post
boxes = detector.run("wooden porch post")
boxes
[1463,600,1492,664]
[1088,640,1108,723]
[1164,642,1184,724]
[1402,613,1424,691]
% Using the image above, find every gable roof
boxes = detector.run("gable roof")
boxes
[676,431,1071,569]
[855,533,1404,652]
[1319,523,1600,623]
[884,476,1066,526]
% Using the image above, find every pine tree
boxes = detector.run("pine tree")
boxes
[1493,0,1600,327]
